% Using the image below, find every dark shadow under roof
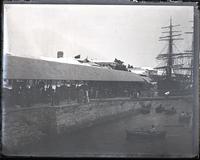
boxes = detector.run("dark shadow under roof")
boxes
[3,55,144,82]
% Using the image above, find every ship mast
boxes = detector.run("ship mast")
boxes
[155,17,183,80]
[155,17,193,96]
[168,17,173,79]
[184,20,194,83]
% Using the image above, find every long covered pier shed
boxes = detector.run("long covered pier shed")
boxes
[3,55,147,107]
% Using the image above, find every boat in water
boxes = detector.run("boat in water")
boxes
[137,103,151,114]
[139,107,150,114]
[126,128,166,140]
[164,107,176,115]
[155,105,165,113]
[178,113,191,123]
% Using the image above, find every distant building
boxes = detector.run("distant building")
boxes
[57,51,64,58]
[93,61,117,69]
[128,67,158,77]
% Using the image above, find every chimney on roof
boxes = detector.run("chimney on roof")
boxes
[57,51,64,58]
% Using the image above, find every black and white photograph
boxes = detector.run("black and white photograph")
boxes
[2,1,199,158]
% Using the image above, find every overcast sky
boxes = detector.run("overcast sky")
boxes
[3,4,193,68]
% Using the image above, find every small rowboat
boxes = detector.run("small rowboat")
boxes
[126,129,166,140]
[140,107,150,114]
[138,104,151,114]
[164,108,176,115]
[155,105,165,113]
[179,114,191,123]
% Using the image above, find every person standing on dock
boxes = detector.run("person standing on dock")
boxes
[85,89,90,103]
[136,90,141,98]
[85,84,90,103]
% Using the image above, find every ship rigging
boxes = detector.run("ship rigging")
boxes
[154,17,193,96]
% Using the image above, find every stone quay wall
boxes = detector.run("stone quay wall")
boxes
[2,99,142,154]
[2,98,192,154]
[56,100,141,134]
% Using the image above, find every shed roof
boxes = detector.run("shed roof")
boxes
[3,55,144,82]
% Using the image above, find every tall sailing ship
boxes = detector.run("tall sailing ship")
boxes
[154,17,193,96]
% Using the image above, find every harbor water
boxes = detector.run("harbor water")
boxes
[22,99,194,158]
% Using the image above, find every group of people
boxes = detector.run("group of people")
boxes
[3,80,91,107]
[3,79,148,108]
